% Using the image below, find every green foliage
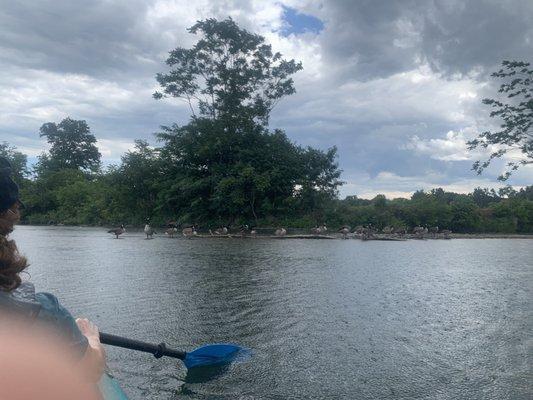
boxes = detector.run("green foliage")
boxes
[108,140,163,223]
[329,187,532,234]
[154,18,302,125]
[37,117,101,173]
[151,18,338,225]
[9,125,533,233]
[0,142,28,186]
[468,60,533,180]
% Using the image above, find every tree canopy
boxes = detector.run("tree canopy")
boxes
[38,117,101,173]
[152,18,340,224]
[154,18,302,125]
[468,60,533,180]
[0,142,28,186]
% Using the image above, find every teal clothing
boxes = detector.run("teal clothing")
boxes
[35,291,89,357]
[0,282,88,357]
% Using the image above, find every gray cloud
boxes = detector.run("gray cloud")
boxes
[0,1,159,78]
[0,0,531,197]
[314,0,533,81]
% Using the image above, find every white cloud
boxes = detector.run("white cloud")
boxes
[96,138,136,160]
[403,128,479,162]
[341,170,518,200]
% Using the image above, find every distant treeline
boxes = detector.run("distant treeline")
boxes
[327,187,533,234]
[2,139,532,233]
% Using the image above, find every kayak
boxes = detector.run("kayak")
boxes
[99,372,129,400]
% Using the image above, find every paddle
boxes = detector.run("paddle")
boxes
[99,332,243,369]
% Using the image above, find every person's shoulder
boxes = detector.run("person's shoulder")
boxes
[11,281,37,302]
[34,292,73,322]
[34,291,89,356]
[34,291,61,310]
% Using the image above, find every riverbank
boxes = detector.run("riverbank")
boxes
[16,224,533,239]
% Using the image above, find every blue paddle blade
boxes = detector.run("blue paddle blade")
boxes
[184,344,244,369]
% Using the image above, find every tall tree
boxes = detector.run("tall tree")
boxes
[468,60,532,180]
[296,146,343,220]
[112,140,162,222]
[0,142,28,185]
[153,19,340,223]
[154,18,302,125]
[38,117,101,173]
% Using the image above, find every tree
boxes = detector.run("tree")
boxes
[372,194,387,208]
[153,19,340,224]
[471,187,500,207]
[0,142,28,185]
[110,140,163,223]
[295,146,343,219]
[157,119,305,223]
[38,117,101,173]
[154,18,302,125]
[468,60,532,180]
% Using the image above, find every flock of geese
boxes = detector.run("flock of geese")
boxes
[107,222,451,240]
[106,222,289,239]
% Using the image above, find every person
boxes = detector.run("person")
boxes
[0,322,102,400]
[0,157,106,384]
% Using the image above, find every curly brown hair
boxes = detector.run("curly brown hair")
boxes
[0,206,28,291]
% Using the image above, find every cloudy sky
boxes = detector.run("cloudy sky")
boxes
[1,0,532,198]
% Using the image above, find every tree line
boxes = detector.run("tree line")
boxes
[2,137,532,233]
[2,19,532,233]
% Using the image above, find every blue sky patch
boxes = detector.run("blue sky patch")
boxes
[281,6,324,36]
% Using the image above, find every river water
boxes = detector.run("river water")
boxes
[12,226,532,399]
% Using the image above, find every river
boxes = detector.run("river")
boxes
[12,226,532,399]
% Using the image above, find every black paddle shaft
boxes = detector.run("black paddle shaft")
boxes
[100,332,186,360]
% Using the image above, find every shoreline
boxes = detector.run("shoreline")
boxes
[448,233,533,239]
[16,224,533,239]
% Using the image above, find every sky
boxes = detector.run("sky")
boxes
[0,0,532,199]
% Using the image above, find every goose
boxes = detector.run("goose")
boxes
[211,227,224,236]
[144,221,156,239]
[361,225,375,240]
[440,229,452,238]
[311,224,327,235]
[250,228,257,237]
[165,227,178,238]
[395,227,407,235]
[239,224,249,236]
[108,224,125,239]
[182,225,197,238]
[274,228,287,237]
[413,226,425,238]
[382,226,393,235]
[338,226,350,239]
[352,225,364,234]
